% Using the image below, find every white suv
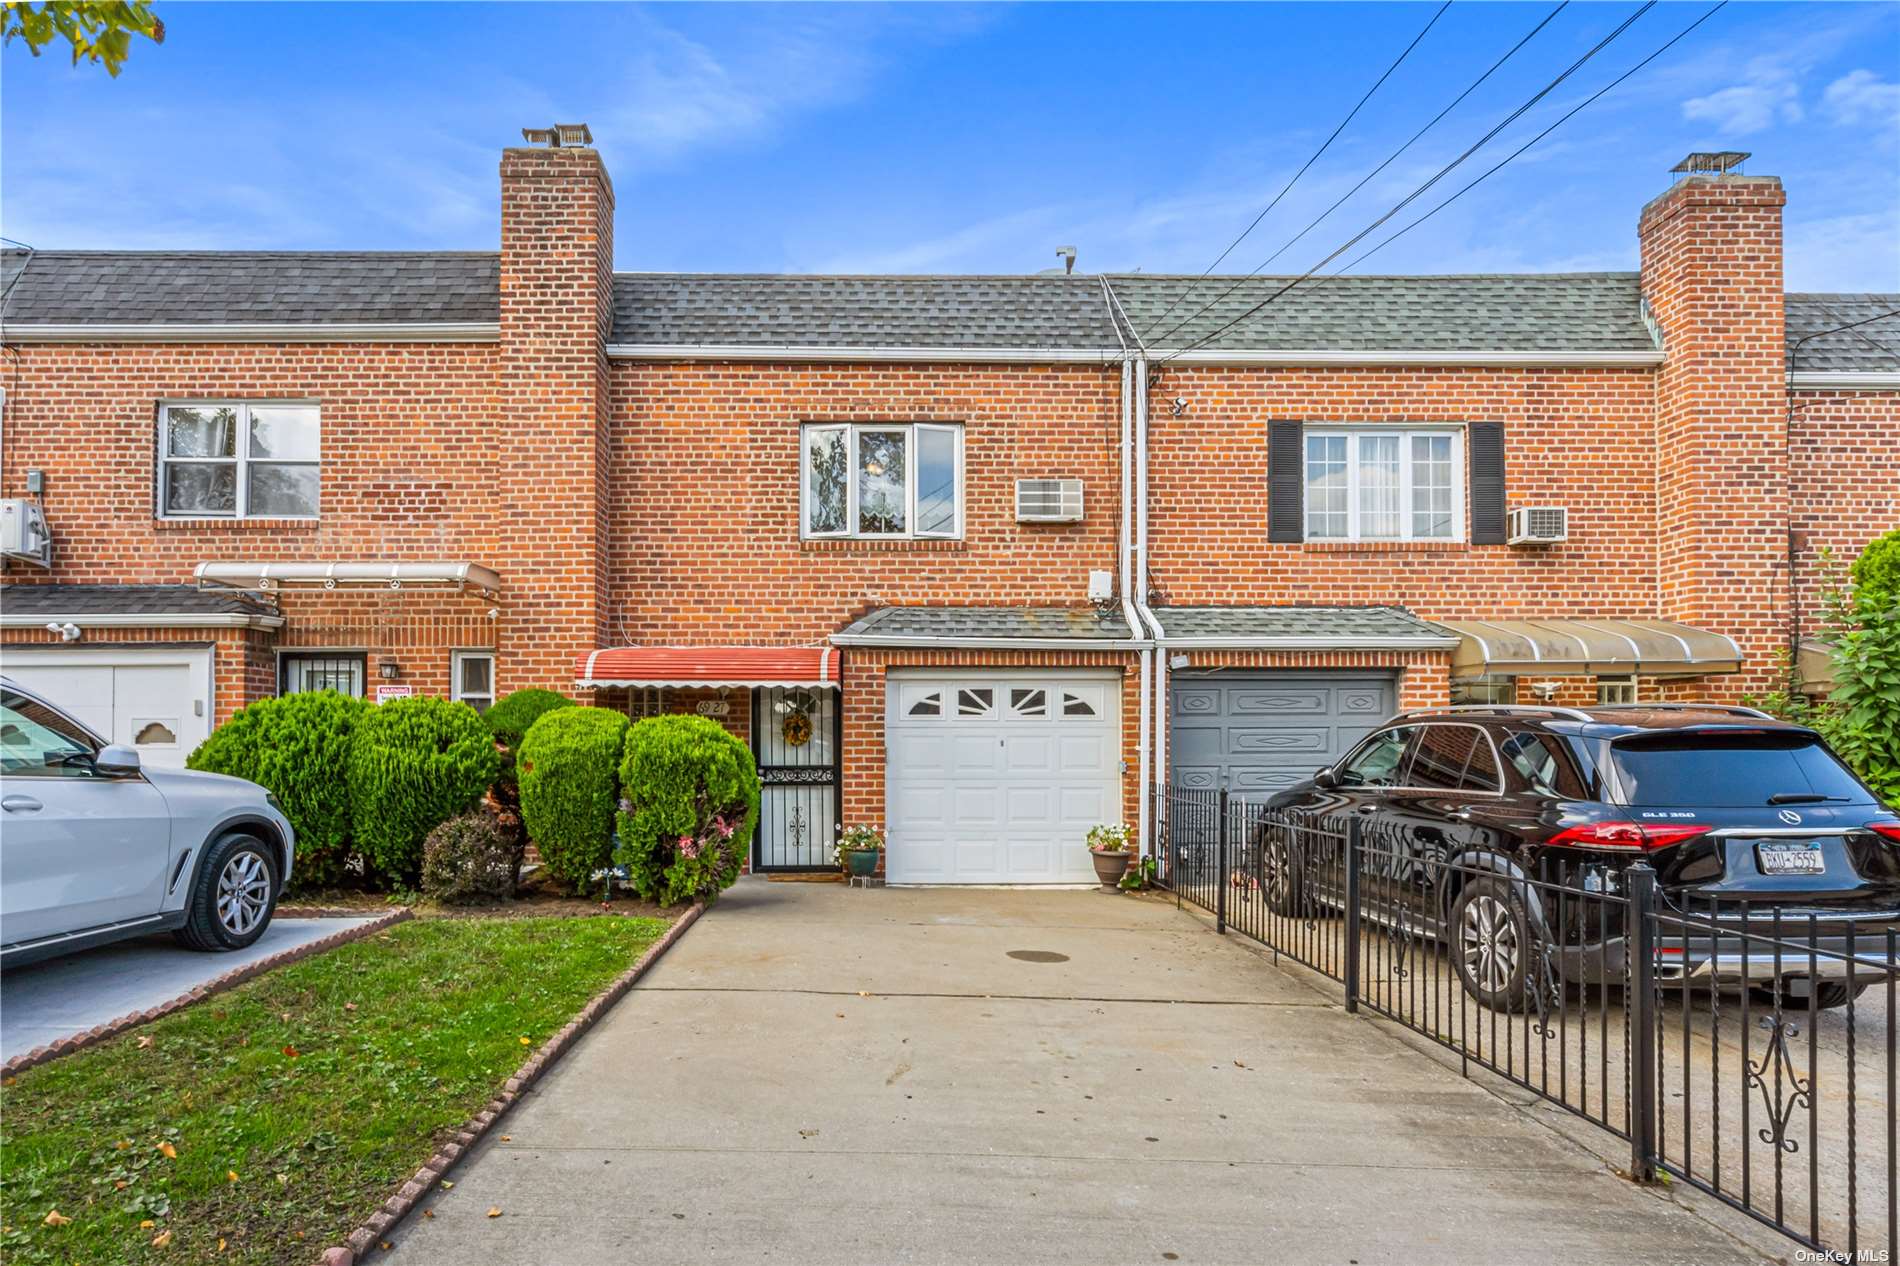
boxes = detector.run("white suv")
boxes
[0,676,295,967]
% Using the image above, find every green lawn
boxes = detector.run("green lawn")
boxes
[0,915,669,1264]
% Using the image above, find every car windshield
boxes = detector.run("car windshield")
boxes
[1609,730,1875,808]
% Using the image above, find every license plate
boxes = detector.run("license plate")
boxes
[1759,842,1826,876]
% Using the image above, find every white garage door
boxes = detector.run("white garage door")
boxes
[0,646,211,769]
[885,670,1120,885]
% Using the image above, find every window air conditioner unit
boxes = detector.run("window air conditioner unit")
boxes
[1016,478,1084,523]
[1507,506,1568,546]
[0,499,52,567]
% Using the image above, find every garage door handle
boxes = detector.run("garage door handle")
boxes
[1,794,43,813]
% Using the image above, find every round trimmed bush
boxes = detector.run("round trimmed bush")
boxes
[348,696,501,886]
[186,690,369,888]
[421,811,518,904]
[485,688,574,749]
[518,705,630,894]
[615,715,759,906]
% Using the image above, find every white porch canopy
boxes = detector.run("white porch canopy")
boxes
[194,560,501,597]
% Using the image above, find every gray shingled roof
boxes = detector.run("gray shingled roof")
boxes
[0,251,499,326]
[610,274,1119,350]
[1155,605,1453,643]
[1104,273,1657,353]
[0,584,278,617]
[837,606,1133,642]
[1786,294,1900,374]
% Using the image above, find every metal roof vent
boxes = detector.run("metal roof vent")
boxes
[521,123,594,148]
[1671,151,1749,177]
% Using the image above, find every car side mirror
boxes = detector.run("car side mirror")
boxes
[1312,766,1339,790]
[94,744,142,776]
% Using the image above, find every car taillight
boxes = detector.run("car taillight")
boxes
[1869,822,1900,844]
[1548,821,1714,851]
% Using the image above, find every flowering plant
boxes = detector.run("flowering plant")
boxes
[1086,822,1132,853]
[835,822,884,865]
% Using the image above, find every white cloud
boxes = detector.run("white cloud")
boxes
[1785,210,1900,293]
[1823,69,1900,127]
[1681,59,1804,135]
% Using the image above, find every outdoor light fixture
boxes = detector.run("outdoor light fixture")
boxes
[379,662,400,680]
[1170,397,1189,416]
[43,621,80,643]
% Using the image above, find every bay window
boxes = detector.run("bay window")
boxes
[802,423,962,539]
[1304,427,1462,542]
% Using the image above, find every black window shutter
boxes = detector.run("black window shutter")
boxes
[1267,420,1304,543]
[1467,422,1506,545]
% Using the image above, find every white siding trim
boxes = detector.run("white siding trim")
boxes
[2,322,499,344]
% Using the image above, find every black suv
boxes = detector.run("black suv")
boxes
[1257,703,1900,1012]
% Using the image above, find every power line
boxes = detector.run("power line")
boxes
[1135,0,1451,341]
[1332,1,1731,276]
[1144,0,1569,350]
[1156,1,1657,363]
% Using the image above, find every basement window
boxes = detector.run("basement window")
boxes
[1304,428,1462,542]
[802,423,963,540]
[158,401,321,520]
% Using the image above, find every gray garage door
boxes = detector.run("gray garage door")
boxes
[1169,671,1397,796]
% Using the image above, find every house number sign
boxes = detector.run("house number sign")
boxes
[695,699,731,717]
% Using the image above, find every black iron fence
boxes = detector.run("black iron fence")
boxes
[1157,785,1899,1259]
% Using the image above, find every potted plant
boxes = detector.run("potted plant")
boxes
[837,823,884,878]
[1086,822,1131,893]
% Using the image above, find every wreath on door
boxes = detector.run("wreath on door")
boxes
[781,708,812,747]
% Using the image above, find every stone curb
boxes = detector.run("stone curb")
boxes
[0,909,414,1080]
[316,901,706,1265]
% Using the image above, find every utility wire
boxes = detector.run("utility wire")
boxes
[1144,0,1568,350]
[1157,0,1657,363]
[1332,1,1731,276]
[1135,0,1451,341]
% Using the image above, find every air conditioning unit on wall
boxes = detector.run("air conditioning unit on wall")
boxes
[1507,506,1568,546]
[1016,478,1084,523]
[0,499,53,567]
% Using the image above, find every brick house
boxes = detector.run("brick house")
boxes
[1,135,1894,883]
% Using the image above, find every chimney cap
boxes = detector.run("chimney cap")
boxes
[521,123,594,148]
[1671,151,1749,176]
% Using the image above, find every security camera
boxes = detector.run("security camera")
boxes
[1170,396,1188,416]
[487,607,500,619]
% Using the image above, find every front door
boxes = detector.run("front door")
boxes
[753,687,839,872]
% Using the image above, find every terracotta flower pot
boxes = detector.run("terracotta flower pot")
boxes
[1090,849,1130,893]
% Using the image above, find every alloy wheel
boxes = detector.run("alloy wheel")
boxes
[1460,893,1520,994]
[216,851,270,937]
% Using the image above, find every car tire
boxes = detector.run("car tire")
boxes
[1258,825,1313,917]
[174,833,279,952]
[1451,875,1538,1013]
[1749,980,1871,1012]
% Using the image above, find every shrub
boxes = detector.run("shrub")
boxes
[1808,531,1900,807]
[186,690,369,888]
[615,715,759,905]
[420,811,519,904]
[348,696,501,885]
[518,706,630,893]
[483,688,574,812]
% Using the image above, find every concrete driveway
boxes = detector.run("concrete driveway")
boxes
[0,917,378,1062]
[382,881,1773,1265]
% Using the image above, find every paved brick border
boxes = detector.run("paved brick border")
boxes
[1,910,413,1079]
[317,901,705,1266]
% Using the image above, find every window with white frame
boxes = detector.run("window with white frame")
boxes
[159,401,320,519]
[1304,428,1462,542]
[452,651,496,713]
[1596,674,1639,705]
[802,423,962,539]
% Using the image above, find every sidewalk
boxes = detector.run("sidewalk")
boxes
[381,880,1776,1265]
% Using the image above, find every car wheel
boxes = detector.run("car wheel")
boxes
[175,833,279,952]
[1749,980,1871,1012]
[1259,826,1311,917]
[1451,876,1537,1012]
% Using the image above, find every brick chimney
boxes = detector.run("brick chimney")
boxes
[1638,155,1788,698]
[496,125,615,692]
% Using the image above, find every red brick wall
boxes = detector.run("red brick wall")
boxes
[1141,366,1661,620]
[604,362,1122,643]
[1790,388,1900,634]
[496,146,616,695]
[1640,175,1790,698]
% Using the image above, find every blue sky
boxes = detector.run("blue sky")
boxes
[3,2,1896,290]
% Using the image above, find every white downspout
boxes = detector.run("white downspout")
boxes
[1130,355,1169,864]
[1119,349,1152,858]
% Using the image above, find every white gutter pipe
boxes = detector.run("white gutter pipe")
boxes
[1129,354,1170,864]
[1100,277,1153,861]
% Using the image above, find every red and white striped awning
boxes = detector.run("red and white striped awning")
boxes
[576,646,839,690]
